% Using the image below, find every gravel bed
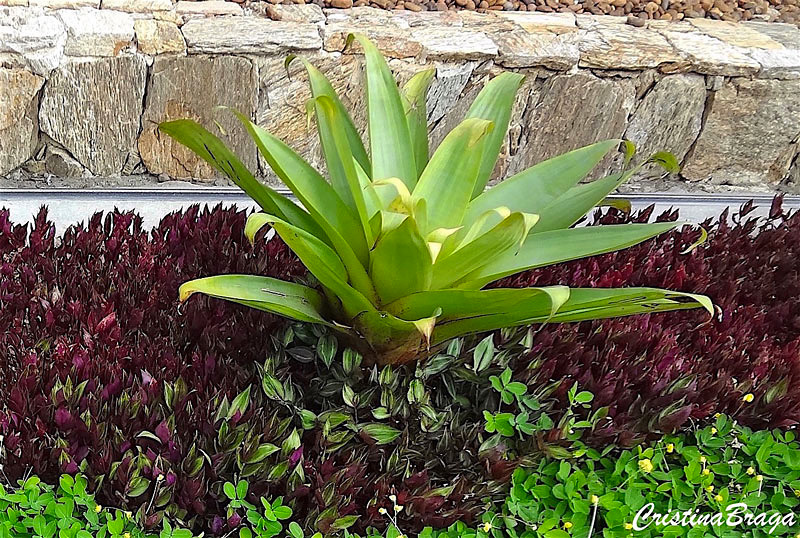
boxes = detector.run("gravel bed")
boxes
[203,0,799,25]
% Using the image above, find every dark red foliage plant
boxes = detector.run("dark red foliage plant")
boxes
[1,198,800,534]
[502,197,800,446]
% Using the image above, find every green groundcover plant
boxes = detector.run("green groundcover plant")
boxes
[159,34,711,365]
[444,415,800,538]
[5,417,799,538]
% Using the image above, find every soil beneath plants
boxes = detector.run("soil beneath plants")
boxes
[219,0,799,26]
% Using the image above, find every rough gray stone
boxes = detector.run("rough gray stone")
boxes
[682,78,800,186]
[0,67,44,175]
[40,57,146,175]
[579,22,684,70]
[625,74,707,173]
[494,28,580,70]
[411,26,497,61]
[139,55,258,181]
[658,27,761,76]
[45,144,85,177]
[182,17,322,55]
[135,19,185,55]
[29,0,97,7]
[100,0,173,12]
[175,0,242,16]
[58,8,135,57]
[506,72,635,178]
[0,7,66,75]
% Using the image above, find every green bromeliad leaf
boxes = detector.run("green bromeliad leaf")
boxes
[179,275,331,326]
[284,55,370,176]
[347,33,416,189]
[370,216,432,305]
[158,119,321,238]
[231,110,369,266]
[412,118,493,233]
[457,222,681,289]
[464,71,526,197]
[401,68,436,179]
[431,287,713,344]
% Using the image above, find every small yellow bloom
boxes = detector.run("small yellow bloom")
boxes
[756,475,764,482]
[394,505,403,513]
[482,523,493,532]
[378,507,387,515]
[703,468,711,476]
[666,443,674,454]
[706,485,714,493]
[156,474,164,482]
[710,427,718,434]
[564,521,573,530]
[638,459,654,473]
[590,495,599,505]
[794,489,800,497]
[94,505,102,513]
[715,494,723,502]
[124,511,132,519]
[714,413,721,419]
[624,523,633,530]
[700,456,707,464]
[747,467,756,475]
[124,534,131,538]
[743,393,754,403]
[389,494,397,502]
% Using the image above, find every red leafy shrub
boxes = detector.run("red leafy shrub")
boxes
[0,206,475,533]
[502,198,800,446]
[0,205,306,528]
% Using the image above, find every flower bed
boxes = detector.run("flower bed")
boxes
[2,199,798,535]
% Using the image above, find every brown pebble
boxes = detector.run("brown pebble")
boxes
[265,4,282,18]
[330,0,353,6]
[405,0,424,9]
[626,12,647,22]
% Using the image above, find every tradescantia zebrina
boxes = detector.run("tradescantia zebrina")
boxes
[160,34,713,366]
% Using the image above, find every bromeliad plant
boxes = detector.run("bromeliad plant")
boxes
[160,34,712,366]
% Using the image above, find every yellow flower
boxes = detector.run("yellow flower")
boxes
[482,522,493,532]
[624,523,633,530]
[743,393,754,403]
[590,495,599,505]
[394,505,403,513]
[702,468,711,476]
[700,456,707,464]
[124,511,133,519]
[715,494,724,502]
[389,494,397,503]
[564,521,573,530]
[706,485,714,493]
[666,443,674,454]
[638,459,654,473]
[747,467,756,475]
[156,474,164,482]
[378,507,387,515]
[94,505,102,513]
[710,427,718,434]
[794,489,800,497]
[714,413,721,419]
[756,475,764,482]
[124,534,131,538]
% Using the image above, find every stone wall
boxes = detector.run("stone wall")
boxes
[2,2,800,191]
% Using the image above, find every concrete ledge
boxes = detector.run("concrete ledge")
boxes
[1,4,799,191]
